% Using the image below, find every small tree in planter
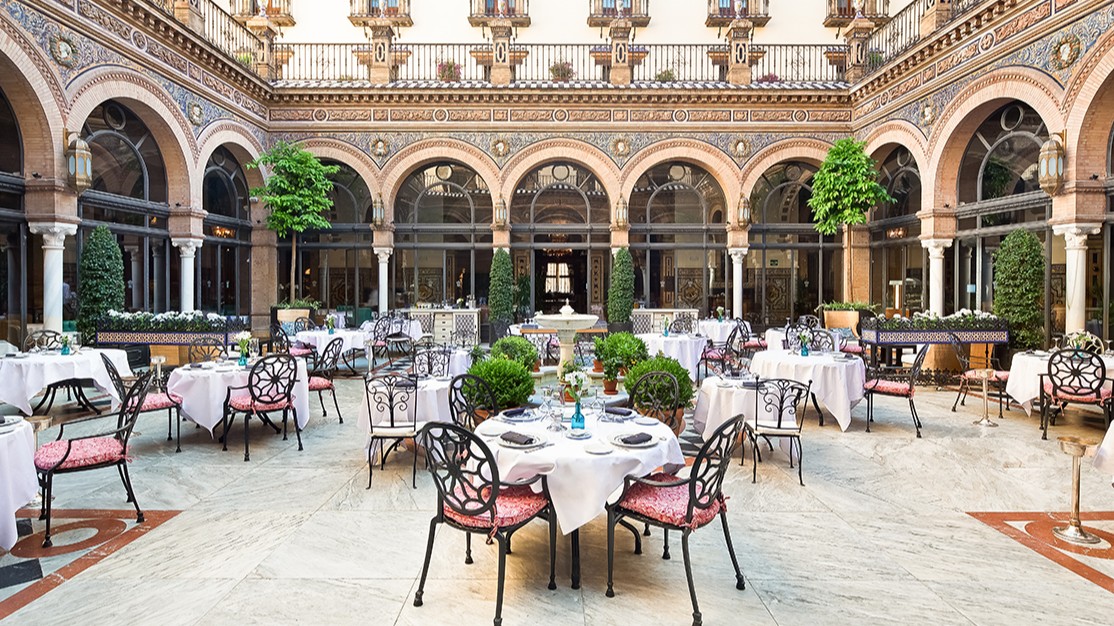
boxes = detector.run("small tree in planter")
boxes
[808,138,894,297]
[248,141,338,304]
[993,229,1045,350]
[77,225,125,342]
[608,247,635,332]
[489,248,515,333]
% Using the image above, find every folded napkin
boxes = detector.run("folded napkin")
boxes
[189,362,204,369]
[620,433,652,445]
[500,431,535,445]
[502,407,526,418]
[605,407,633,417]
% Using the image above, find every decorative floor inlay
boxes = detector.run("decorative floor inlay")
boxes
[0,508,179,619]
[969,511,1114,593]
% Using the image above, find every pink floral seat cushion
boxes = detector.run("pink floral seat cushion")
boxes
[289,347,315,357]
[701,348,725,360]
[617,472,721,529]
[35,437,125,471]
[864,379,914,397]
[140,392,182,412]
[840,344,864,354]
[961,369,1009,381]
[442,485,548,530]
[742,339,767,349]
[1042,382,1112,404]
[308,376,333,391]
[228,396,292,413]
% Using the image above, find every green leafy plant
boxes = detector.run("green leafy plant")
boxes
[992,229,1045,349]
[602,355,623,381]
[248,141,338,303]
[236,52,254,67]
[491,336,539,370]
[981,157,1014,200]
[78,225,125,342]
[549,60,575,81]
[513,273,532,321]
[437,60,462,82]
[467,357,534,410]
[815,301,878,312]
[99,311,249,333]
[277,297,321,310]
[605,332,649,369]
[654,69,676,82]
[608,248,635,325]
[489,248,515,325]
[623,354,694,408]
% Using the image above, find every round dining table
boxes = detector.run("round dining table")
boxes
[1004,351,1114,416]
[356,377,453,451]
[692,376,798,459]
[0,417,36,550]
[0,348,133,416]
[295,329,368,356]
[166,358,311,434]
[749,350,865,431]
[697,319,738,344]
[636,333,707,382]
[764,328,841,352]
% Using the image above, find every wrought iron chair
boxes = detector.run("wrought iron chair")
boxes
[699,324,741,378]
[412,347,452,378]
[1060,331,1105,355]
[448,374,498,432]
[797,314,821,329]
[449,328,476,349]
[783,323,811,351]
[604,416,746,626]
[25,330,63,350]
[308,337,343,423]
[744,378,811,486]
[863,344,930,437]
[489,319,512,343]
[385,316,416,362]
[188,336,225,363]
[626,370,684,435]
[413,423,557,626]
[948,333,1010,418]
[809,329,836,352]
[293,316,316,333]
[1039,348,1113,440]
[34,371,153,547]
[101,353,184,452]
[220,354,300,462]
[364,373,421,488]
[739,319,767,357]
[669,313,695,335]
[25,330,101,415]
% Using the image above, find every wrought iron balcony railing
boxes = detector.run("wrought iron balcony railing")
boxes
[588,0,650,28]
[705,0,770,28]
[864,0,933,75]
[824,0,891,28]
[349,0,413,28]
[197,0,266,70]
[469,0,531,27]
[229,0,294,28]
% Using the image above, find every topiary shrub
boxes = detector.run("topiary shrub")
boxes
[491,335,539,370]
[993,229,1045,350]
[78,225,125,342]
[599,332,648,369]
[623,354,694,408]
[489,248,514,325]
[467,357,534,410]
[608,248,635,325]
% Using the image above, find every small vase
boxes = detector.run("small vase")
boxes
[61,345,71,356]
[717,315,724,323]
[571,400,585,430]
[663,327,670,338]
[238,355,248,367]
[328,328,335,335]
[800,344,810,357]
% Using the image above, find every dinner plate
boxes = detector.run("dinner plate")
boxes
[475,421,507,437]
[633,417,659,427]
[498,434,546,450]
[501,411,542,423]
[611,433,659,449]
[584,442,612,455]
[565,429,592,440]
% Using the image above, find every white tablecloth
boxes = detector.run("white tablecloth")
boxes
[357,378,453,450]
[697,320,737,344]
[296,329,368,356]
[0,349,133,416]
[403,320,425,341]
[477,410,684,534]
[1004,352,1114,416]
[449,350,471,377]
[0,419,36,550]
[765,328,840,352]
[692,377,798,460]
[750,351,865,431]
[167,359,311,434]
[637,333,706,382]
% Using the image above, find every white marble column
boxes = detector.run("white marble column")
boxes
[729,247,748,319]
[374,247,391,314]
[151,242,164,309]
[1054,224,1101,333]
[172,238,203,313]
[29,223,77,332]
[125,245,142,309]
[921,239,952,316]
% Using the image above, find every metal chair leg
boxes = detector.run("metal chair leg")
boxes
[413,518,438,608]
[120,462,144,522]
[606,509,617,597]
[547,510,557,591]
[465,532,473,564]
[493,533,508,626]
[719,510,745,590]
[662,528,670,560]
[617,519,642,554]
[681,531,702,626]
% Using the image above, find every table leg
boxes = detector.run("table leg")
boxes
[570,529,581,589]
[973,374,998,427]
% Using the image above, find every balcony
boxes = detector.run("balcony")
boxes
[230,0,295,28]
[587,0,650,28]
[469,0,531,27]
[349,0,413,29]
[824,0,890,28]
[705,0,770,28]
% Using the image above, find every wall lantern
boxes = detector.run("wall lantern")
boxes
[64,130,92,192]
[886,226,907,240]
[371,194,385,228]
[494,196,508,227]
[736,195,752,228]
[615,197,629,227]
[1039,131,1066,196]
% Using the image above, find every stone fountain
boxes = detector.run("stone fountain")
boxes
[535,300,599,380]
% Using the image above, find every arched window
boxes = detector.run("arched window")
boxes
[510,162,606,226]
[749,161,817,224]
[396,161,491,227]
[630,162,726,227]
[875,147,921,220]
[202,146,249,221]
[325,160,373,224]
[957,102,1046,203]
[0,90,20,176]
[82,100,168,203]
[200,146,252,316]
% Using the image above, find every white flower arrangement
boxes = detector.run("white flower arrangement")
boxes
[564,370,591,401]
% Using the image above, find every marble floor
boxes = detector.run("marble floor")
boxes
[3,375,1114,625]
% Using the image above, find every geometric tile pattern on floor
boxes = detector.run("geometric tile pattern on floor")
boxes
[969,511,1114,594]
[0,509,179,620]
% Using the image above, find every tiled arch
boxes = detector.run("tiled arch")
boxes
[618,138,742,227]
[379,138,499,224]
[497,138,621,217]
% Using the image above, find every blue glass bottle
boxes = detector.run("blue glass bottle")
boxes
[800,343,810,357]
[571,399,585,430]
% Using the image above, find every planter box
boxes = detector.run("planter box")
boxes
[97,330,234,367]
[858,327,1009,346]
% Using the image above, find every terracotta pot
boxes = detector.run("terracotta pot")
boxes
[603,379,618,395]
[473,409,494,426]
[823,309,863,338]
[564,389,576,403]
[593,359,604,373]
[533,359,541,372]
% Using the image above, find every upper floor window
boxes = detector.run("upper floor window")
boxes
[588,0,649,28]
[957,102,1047,204]
[349,0,413,28]
[824,0,890,28]
[469,0,531,27]
[230,1,295,28]
[706,0,770,28]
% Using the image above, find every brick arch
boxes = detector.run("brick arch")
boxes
[739,138,832,199]
[926,67,1064,210]
[497,138,621,209]
[0,17,68,184]
[1063,29,1114,184]
[379,138,498,214]
[66,67,197,208]
[298,137,381,214]
[864,121,930,221]
[195,121,266,202]
[619,138,740,212]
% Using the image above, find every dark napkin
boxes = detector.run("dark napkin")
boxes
[503,407,526,418]
[500,431,535,445]
[189,362,204,369]
[620,433,653,445]
[605,407,633,417]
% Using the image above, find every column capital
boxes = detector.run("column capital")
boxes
[373,247,393,264]
[171,237,203,257]
[921,238,953,259]
[29,222,77,249]
[729,247,749,263]
[1053,223,1102,250]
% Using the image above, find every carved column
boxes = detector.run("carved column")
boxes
[1054,224,1101,333]
[609,18,633,86]
[726,19,753,86]
[374,247,392,314]
[172,238,203,313]
[173,0,204,34]
[368,23,395,84]
[489,18,514,85]
[29,223,76,332]
[729,247,748,320]
[843,16,875,83]
[245,14,280,80]
[922,239,953,316]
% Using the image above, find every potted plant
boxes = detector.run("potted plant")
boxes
[654,68,676,82]
[608,247,635,333]
[491,335,539,371]
[602,356,622,395]
[273,297,321,328]
[808,138,894,300]
[248,141,338,305]
[437,60,462,82]
[549,60,575,81]
[992,229,1045,350]
[623,354,694,434]
[97,310,250,366]
[608,332,649,374]
[593,336,608,372]
[77,225,124,344]
[754,72,779,83]
[489,249,515,337]
[816,301,877,337]
[466,357,534,410]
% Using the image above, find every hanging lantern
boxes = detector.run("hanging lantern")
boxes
[1039,132,1066,195]
[736,195,752,228]
[494,196,508,227]
[615,197,628,227]
[64,130,92,192]
[371,194,385,228]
